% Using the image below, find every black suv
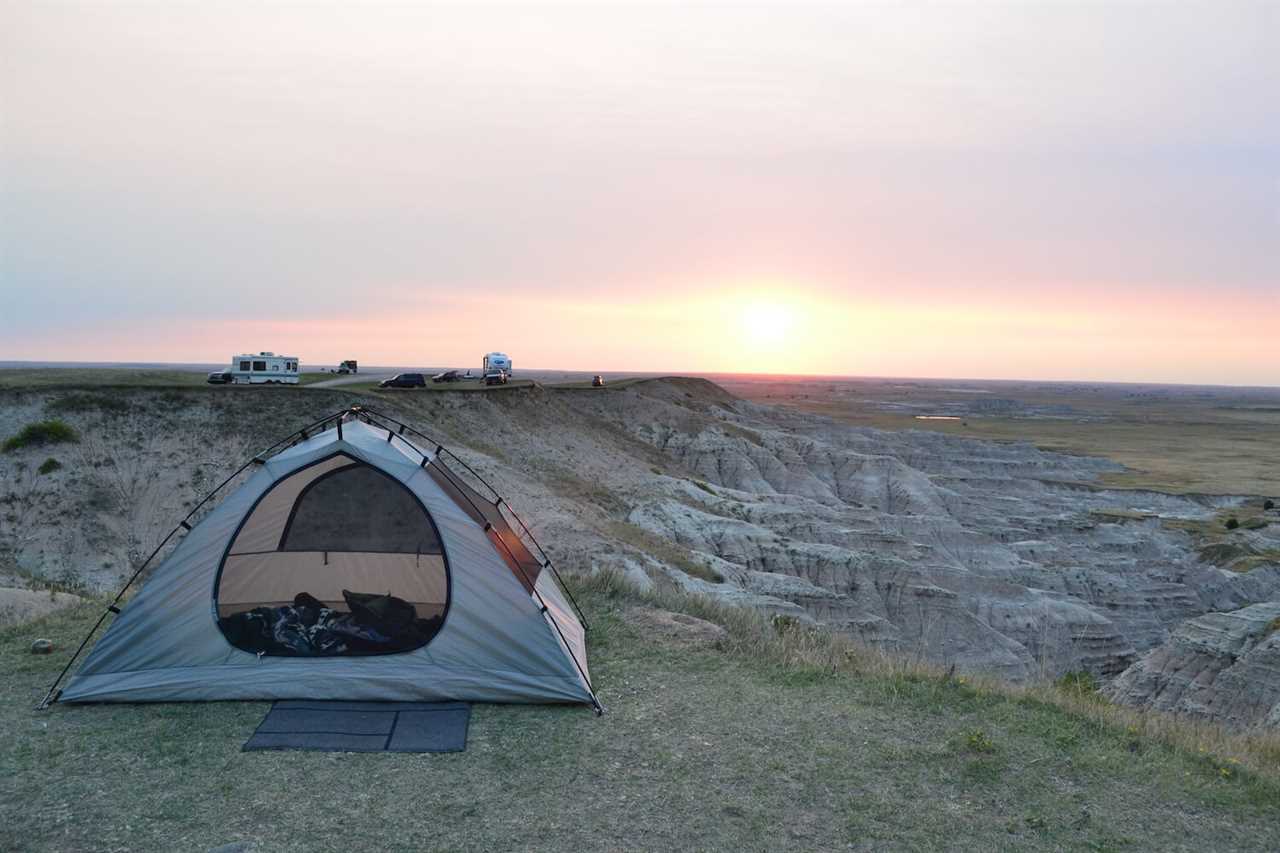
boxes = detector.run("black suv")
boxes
[379,373,426,389]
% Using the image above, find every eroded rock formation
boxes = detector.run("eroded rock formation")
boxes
[1106,603,1280,728]
[4,377,1278,725]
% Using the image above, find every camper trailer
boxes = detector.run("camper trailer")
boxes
[227,352,300,384]
[482,352,512,376]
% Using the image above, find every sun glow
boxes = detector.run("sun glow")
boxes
[740,299,798,348]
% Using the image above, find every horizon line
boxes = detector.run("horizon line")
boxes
[2,359,1277,392]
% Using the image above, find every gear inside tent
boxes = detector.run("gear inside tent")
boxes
[42,408,599,713]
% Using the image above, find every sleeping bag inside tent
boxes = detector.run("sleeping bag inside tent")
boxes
[51,410,597,710]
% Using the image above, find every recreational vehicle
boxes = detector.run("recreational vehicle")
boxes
[226,352,300,384]
[482,352,512,376]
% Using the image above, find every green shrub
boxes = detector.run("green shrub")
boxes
[690,479,717,495]
[771,614,803,634]
[37,457,62,475]
[2,419,79,452]
[1197,542,1251,566]
[1225,517,1240,531]
[961,729,996,753]
[1056,670,1100,696]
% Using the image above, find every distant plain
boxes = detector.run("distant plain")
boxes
[718,375,1280,497]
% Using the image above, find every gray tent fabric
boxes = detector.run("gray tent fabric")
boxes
[59,417,596,708]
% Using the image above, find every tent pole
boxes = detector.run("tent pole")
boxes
[358,408,500,500]
[37,407,352,710]
[495,498,590,633]
[359,409,588,625]
[482,521,603,714]
[360,409,602,712]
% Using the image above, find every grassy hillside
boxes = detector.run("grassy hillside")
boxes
[0,368,208,390]
[5,574,1278,853]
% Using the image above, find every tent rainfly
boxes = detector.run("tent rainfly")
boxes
[41,407,600,713]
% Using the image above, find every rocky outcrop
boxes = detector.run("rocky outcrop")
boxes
[561,379,1280,684]
[1106,602,1280,728]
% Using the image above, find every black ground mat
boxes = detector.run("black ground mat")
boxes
[243,700,471,753]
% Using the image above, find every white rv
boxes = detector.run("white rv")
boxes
[225,352,300,384]
[482,352,512,376]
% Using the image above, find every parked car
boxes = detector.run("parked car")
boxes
[379,373,426,389]
[432,370,462,383]
[591,375,605,388]
[483,370,509,386]
[206,370,233,384]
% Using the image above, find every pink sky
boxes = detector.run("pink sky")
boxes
[3,3,1277,384]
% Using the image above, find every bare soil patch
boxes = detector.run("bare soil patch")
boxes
[624,606,728,646]
[0,587,82,627]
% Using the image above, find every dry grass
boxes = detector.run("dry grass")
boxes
[718,421,766,447]
[1231,554,1280,573]
[578,568,1280,782]
[5,575,1280,852]
[0,368,207,390]
[1163,501,1280,572]
[602,521,725,583]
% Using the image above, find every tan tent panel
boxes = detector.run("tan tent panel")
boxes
[217,552,448,616]
[229,454,354,554]
[215,450,448,630]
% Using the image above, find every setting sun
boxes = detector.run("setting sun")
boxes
[740,299,796,348]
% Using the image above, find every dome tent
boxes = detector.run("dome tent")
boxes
[41,407,599,713]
